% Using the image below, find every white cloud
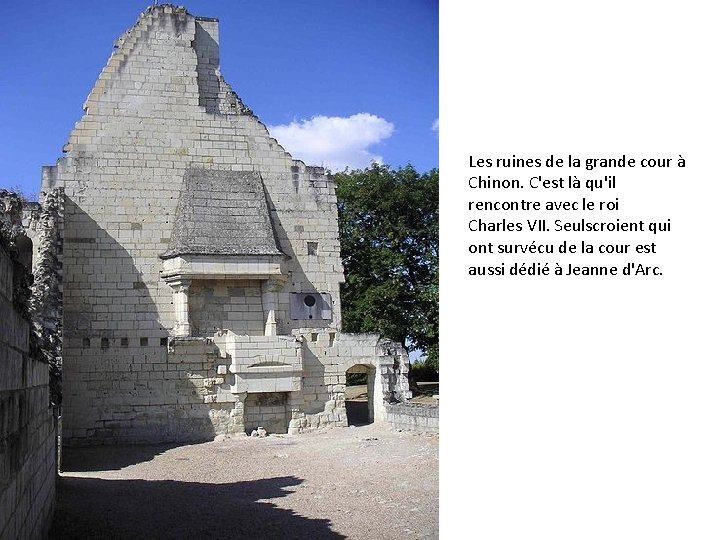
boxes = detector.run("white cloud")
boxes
[268,113,394,172]
[432,118,439,132]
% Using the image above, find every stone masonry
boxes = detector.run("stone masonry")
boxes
[38,4,411,444]
[0,194,58,540]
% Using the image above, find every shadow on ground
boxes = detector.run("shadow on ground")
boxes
[50,475,345,540]
[60,442,204,473]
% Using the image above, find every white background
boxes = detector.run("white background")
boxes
[440,2,720,538]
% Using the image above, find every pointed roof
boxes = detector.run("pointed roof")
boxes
[160,169,284,259]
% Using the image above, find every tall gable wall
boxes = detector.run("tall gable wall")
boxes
[44,5,345,443]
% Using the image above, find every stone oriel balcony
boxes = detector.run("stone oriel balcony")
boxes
[213,331,302,394]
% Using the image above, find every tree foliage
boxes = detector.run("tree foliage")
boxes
[334,163,438,369]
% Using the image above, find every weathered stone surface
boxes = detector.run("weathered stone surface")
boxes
[31,4,416,445]
[386,402,439,433]
[0,223,57,540]
[161,169,283,259]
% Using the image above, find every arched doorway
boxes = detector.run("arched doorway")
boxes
[345,364,376,426]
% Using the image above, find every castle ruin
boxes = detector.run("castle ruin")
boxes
[33,4,413,445]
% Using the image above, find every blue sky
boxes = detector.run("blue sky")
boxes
[0,0,438,197]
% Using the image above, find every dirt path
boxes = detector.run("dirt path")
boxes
[50,424,438,540]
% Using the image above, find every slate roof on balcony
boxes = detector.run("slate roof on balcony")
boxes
[160,168,284,259]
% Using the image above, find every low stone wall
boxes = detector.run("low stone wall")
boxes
[61,333,240,445]
[0,245,56,540]
[62,328,417,443]
[385,402,439,433]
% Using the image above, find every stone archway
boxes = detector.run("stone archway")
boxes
[345,364,376,426]
[337,337,413,429]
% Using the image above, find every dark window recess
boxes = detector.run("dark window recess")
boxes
[121,338,128,348]
[82,337,91,347]
[290,293,332,320]
[101,338,109,349]
[307,242,318,256]
[140,337,148,346]
[305,295,315,318]
[16,235,33,270]
[160,337,168,346]
[329,332,336,347]
[310,332,318,342]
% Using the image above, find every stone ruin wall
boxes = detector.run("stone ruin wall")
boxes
[385,403,439,433]
[0,192,61,540]
[32,4,414,444]
[129,330,412,441]
[44,6,347,443]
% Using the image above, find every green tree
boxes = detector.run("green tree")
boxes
[334,163,439,371]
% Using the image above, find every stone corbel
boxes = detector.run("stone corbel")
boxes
[168,278,192,337]
[261,277,285,336]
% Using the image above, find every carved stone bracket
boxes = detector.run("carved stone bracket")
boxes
[167,278,192,337]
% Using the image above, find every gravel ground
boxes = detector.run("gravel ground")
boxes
[50,424,439,540]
